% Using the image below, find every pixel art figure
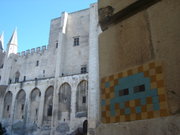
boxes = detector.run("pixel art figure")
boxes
[101,61,169,123]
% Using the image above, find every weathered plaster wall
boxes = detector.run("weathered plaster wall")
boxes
[146,0,180,114]
[96,115,180,135]
[99,11,153,78]
[99,0,180,115]
[99,0,137,15]
[98,0,180,134]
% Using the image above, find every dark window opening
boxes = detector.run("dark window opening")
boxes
[7,105,10,111]
[36,61,39,66]
[21,104,24,111]
[83,120,88,134]
[134,84,145,93]
[15,78,19,83]
[35,108,38,115]
[0,64,3,69]
[9,79,12,84]
[81,65,87,74]
[73,37,79,46]
[22,115,24,119]
[119,88,129,96]
[56,42,58,48]
[0,76,1,80]
[47,105,52,116]
[82,96,86,103]
[23,76,26,82]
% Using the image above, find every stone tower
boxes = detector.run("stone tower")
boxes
[0,32,4,51]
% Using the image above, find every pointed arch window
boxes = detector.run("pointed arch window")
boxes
[76,80,88,113]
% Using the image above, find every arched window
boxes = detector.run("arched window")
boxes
[58,83,71,120]
[30,88,41,123]
[14,90,26,120]
[43,86,54,125]
[76,80,88,113]
[3,91,13,119]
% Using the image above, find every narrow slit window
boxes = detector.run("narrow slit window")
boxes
[82,96,86,103]
[23,76,26,82]
[7,105,10,111]
[36,61,39,66]
[21,104,24,111]
[56,42,58,48]
[47,105,52,116]
[36,108,38,115]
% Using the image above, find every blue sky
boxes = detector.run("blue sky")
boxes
[0,0,97,52]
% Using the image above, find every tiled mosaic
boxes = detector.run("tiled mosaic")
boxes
[101,61,169,123]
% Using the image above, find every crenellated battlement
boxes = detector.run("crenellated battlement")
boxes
[17,45,48,57]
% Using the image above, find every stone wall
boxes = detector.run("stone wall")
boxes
[0,8,91,86]
[63,9,90,75]
[0,4,100,135]
[96,115,180,135]
[98,0,180,134]
[1,74,88,135]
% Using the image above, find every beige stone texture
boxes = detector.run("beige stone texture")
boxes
[99,0,180,115]
[99,11,153,78]
[98,0,137,14]
[96,115,180,135]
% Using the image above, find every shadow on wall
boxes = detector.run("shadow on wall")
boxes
[0,122,6,135]
[69,120,87,135]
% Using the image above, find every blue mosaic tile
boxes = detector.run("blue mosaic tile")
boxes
[135,106,141,113]
[153,103,160,111]
[105,82,110,88]
[120,103,125,109]
[152,96,159,104]
[125,108,131,115]
[101,99,106,106]
[108,72,159,117]
[141,98,146,105]
[110,104,116,116]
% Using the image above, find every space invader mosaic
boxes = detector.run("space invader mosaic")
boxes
[101,61,169,123]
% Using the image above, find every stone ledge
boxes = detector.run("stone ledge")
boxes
[96,115,180,135]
